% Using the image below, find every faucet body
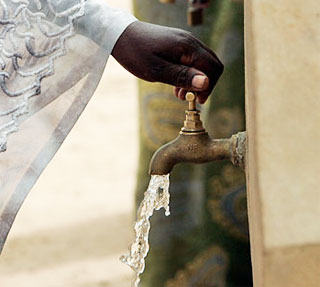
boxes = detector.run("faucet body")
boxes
[149,93,246,175]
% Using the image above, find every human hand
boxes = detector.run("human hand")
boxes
[111,21,223,104]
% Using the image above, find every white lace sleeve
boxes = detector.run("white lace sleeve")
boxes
[0,0,137,152]
[0,0,86,152]
[0,0,136,253]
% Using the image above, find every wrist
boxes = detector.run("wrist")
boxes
[76,1,138,54]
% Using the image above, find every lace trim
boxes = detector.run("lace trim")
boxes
[0,0,86,152]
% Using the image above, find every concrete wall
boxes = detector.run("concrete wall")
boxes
[245,0,320,286]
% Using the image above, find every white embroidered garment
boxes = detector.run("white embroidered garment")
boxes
[0,0,136,252]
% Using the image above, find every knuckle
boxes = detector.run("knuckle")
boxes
[149,65,162,81]
[215,56,224,72]
[176,66,190,87]
[174,28,192,38]
[184,35,198,48]
[217,62,224,75]
[175,31,197,47]
[210,60,224,78]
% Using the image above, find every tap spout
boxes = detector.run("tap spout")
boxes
[149,131,246,175]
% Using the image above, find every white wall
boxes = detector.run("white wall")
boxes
[245,0,320,286]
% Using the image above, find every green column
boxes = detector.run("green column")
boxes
[132,1,251,286]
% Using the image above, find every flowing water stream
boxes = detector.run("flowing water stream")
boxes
[120,174,170,287]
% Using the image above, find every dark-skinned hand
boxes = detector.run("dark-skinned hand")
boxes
[111,21,223,104]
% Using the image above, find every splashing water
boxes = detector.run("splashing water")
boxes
[120,174,170,287]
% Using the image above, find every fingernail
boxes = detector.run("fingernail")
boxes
[192,75,208,89]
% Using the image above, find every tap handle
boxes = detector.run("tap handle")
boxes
[186,92,197,111]
[181,92,205,133]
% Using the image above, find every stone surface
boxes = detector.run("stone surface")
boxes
[245,0,320,286]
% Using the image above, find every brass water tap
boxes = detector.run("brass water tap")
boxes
[149,92,247,175]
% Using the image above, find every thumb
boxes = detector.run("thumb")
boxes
[162,64,209,91]
[191,74,209,91]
